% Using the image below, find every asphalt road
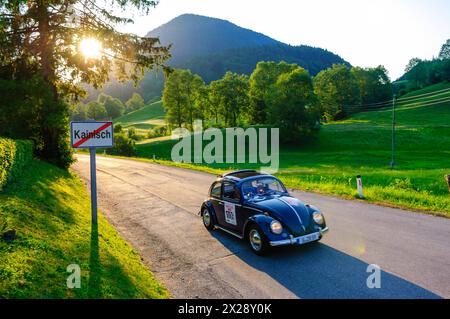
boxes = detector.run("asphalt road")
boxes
[73,154,450,299]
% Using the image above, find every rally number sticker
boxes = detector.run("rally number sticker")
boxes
[224,203,237,225]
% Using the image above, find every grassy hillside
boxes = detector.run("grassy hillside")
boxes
[128,83,450,216]
[115,100,165,132]
[400,81,450,98]
[0,159,169,298]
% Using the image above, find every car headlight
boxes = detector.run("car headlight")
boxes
[270,220,283,234]
[312,212,324,225]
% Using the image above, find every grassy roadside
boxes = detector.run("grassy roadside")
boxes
[123,83,450,217]
[78,82,450,217]
[0,159,169,298]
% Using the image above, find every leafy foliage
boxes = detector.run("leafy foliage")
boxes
[162,69,204,129]
[402,58,450,91]
[125,92,145,113]
[313,65,392,121]
[86,101,107,120]
[0,0,170,167]
[314,64,361,121]
[0,137,33,191]
[69,103,88,121]
[102,95,125,118]
[114,123,123,133]
[105,133,136,156]
[249,61,300,123]
[398,39,450,91]
[0,76,73,167]
[146,125,168,138]
[184,44,351,83]
[209,72,249,127]
[351,66,392,105]
[439,39,450,60]
[266,68,318,143]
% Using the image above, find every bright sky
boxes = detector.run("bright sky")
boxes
[118,0,450,80]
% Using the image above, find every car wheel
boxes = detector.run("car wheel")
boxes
[248,225,269,255]
[202,208,214,230]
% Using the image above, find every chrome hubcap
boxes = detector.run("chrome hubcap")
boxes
[203,210,211,227]
[249,229,262,251]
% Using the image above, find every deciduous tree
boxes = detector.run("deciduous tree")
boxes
[163,69,203,130]
[125,92,145,113]
[0,0,170,167]
[266,67,318,143]
[249,61,298,124]
[313,64,360,121]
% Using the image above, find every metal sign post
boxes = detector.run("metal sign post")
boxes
[71,121,114,225]
[90,148,98,224]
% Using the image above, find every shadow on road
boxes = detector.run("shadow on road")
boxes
[211,231,441,299]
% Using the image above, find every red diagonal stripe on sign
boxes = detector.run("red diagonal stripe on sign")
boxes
[73,122,112,148]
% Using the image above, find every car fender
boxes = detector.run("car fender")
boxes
[200,200,218,225]
[244,214,285,242]
[305,204,327,229]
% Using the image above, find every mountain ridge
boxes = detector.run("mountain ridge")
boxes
[146,13,282,63]
[146,13,350,81]
[85,14,350,102]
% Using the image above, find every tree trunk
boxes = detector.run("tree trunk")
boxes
[36,1,64,166]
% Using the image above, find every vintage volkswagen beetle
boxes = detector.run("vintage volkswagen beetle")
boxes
[199,170,329,255]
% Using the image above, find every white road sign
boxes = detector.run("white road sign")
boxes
[70,121,114,148]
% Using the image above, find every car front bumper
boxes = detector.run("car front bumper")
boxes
[269,227,329,247]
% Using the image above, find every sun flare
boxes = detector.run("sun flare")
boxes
[79,38,102,59]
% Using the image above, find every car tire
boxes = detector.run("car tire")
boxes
[202,208,214,230]
[247,224,269,255]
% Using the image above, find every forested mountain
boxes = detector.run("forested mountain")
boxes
[183,43,350,82]
[86,14,349,102]
[149,14,349,82]
[146,14,281,64]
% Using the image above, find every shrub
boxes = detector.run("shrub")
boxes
[125,92,145,113]
[114,123,123,133]
[103,96,125,118]
[146,125,168,139]
[127,127,143,141]
[0,77,73,168]
[86,101,107,120]
[0,137,34,190]
[105,133,136,156]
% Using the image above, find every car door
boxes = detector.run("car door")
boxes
[222,181,243,233]
[209,181,225,226]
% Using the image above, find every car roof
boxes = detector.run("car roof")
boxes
[218,170,272,183]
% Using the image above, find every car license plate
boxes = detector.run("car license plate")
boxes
[296,232,319,245]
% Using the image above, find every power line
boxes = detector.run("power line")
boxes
[344,97,450,115]
[343,90,450,112]
[397,87,450,102]
[343,87,450,110]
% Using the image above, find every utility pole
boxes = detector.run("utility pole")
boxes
[390,95,396,170]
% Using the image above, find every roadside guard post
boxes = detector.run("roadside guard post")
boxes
[356,175,364,198]
[70,121,114,224]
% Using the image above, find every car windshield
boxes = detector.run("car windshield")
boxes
[241,177,287,200]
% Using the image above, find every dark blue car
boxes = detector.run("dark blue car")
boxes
[199,170,329,255]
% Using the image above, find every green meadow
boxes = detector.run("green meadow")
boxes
[115,100,166,134]
[118,82,450,216]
